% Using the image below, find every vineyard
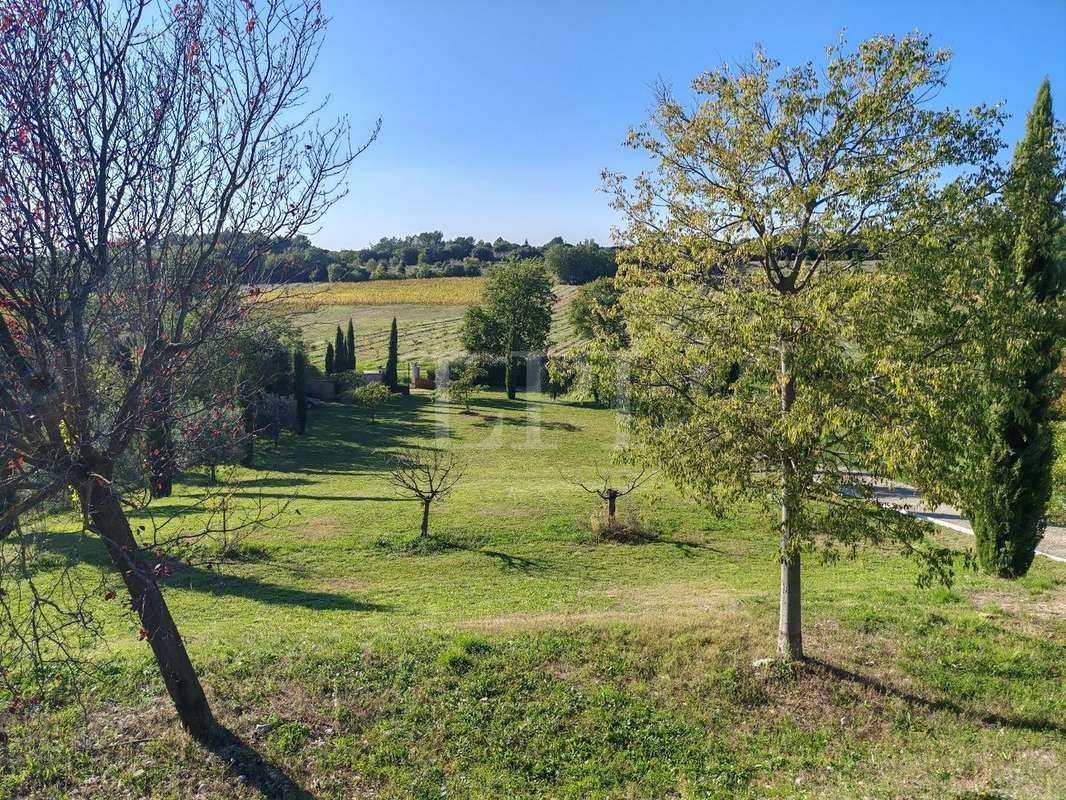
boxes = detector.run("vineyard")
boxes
[291,278,585,369]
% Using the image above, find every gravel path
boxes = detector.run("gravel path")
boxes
[870,481,1066,564]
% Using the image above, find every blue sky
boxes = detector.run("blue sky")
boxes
[309,0,1066,250]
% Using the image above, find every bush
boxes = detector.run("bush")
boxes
[353,383,391,422]
[588,509,655,543]
[1052,422,1066,524]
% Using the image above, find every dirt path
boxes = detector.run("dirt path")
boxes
[870,481,1066,563]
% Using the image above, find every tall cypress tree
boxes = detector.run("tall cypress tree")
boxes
[334,325,347,372]
[384,317,399,389]
[325,342,335,375]
[293,349,307,435]
[346,318,356,373]
[972,79,1064,577]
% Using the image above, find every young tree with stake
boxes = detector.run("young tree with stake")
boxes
[0,0,376,740]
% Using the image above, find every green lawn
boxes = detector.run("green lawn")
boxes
[5,393,1065,799]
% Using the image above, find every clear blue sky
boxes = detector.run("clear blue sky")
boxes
[309,0,1066,250]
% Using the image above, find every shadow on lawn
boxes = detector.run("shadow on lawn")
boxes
[209,727,317,800]
[808,659,1066,736]
[264,396,451,476]
[169,563,389,612]
[471,413,581,432]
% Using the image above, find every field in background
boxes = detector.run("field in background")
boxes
[291,278,584,369]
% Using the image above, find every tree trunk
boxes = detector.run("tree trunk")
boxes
[87,479,219,742]
[607,492,616,521]
[505,329,517,400]
[777,341,803,660]
[421,499,431,538]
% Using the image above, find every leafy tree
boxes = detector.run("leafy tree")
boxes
[346,318,357,374]
[545,240,616,284]
[545,355,577,400]
[325,342,335,375]
[608,34,996,660]
[461,261,554,399]
[384,318,399,389]
[354,383,391,423]
[569,277,628,345]
[293,350,308,435]
[441,359,486,411]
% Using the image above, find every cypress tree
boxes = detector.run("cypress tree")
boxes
[325,342,335,375]
[972,79,1064,577]
[346,318,356,373]
[334,326,347,372]
[384,317,399,389]
[293,349,307,435]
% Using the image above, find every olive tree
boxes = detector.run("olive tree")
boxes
[608,34,999,659]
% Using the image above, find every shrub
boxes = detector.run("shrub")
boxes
[588,509,655,543]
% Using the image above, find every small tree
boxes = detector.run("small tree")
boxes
[293,350,308,435]
[384,317,399,389]
[545,355,578,400]
[354,383,391,423]
[574,469,654,524]
[347,318,357,374]
[325,342,335,375]
[386,448,464,538]
[441,359,486,412]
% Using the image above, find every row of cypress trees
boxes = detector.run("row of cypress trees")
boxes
[323,316,401,392]
[326,318,357,375]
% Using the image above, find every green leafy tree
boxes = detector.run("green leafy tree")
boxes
[293,349,308,435]
[441,359,486,411]
[461,261,554,399]
[384,317,399,389]
[354,382,391,423]
[346,318,357,374]
[568,277,628,345]
[609,34,996,660]
[325,342,335,375]
[545,240,615,284]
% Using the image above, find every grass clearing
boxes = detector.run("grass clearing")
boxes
[4,393,1065,799]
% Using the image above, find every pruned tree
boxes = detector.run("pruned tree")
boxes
[573,468,654,524]
[0,0,376,740]
[386,448,464,538]
[608,33,999,660]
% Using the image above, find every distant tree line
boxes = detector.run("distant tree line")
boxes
[245,232,617,285]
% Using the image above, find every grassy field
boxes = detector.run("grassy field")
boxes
[5,391,1065,799]
[286,278,584,370]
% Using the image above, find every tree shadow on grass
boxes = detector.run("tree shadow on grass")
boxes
[471,413,581,432]
[209,726,317,799]
[263,396,452,476]
[807,658,1066,736]
[478,549,546,573]
[168,563,389,612]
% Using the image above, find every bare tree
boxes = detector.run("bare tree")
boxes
[573,469,655,524]
[386,449,464,538]
[0,0,376,741]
